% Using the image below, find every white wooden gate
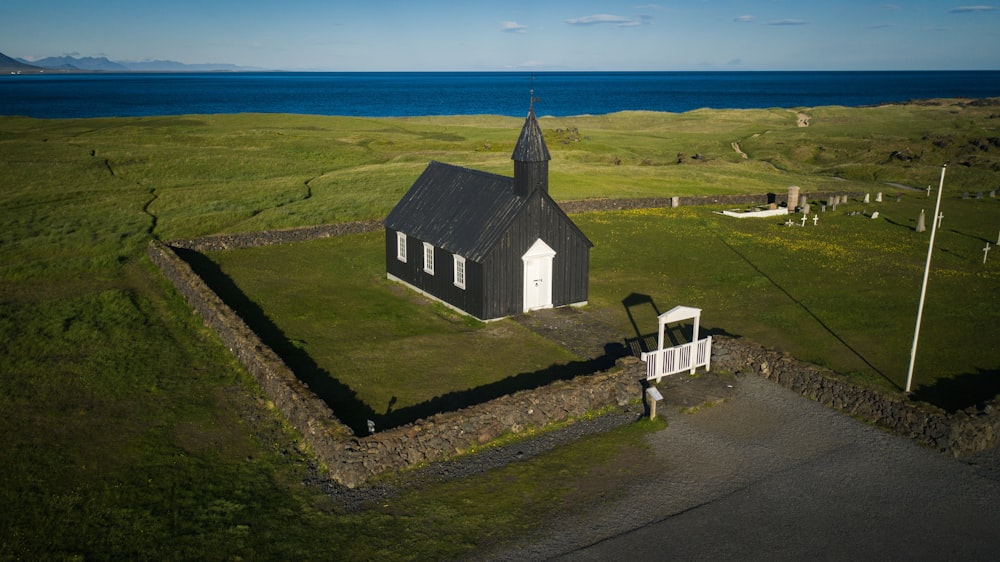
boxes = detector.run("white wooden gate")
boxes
[641,336,713,382]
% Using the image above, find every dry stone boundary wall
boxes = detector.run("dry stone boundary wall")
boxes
[149,238,642,488]
[711,338,1000,457]
[149,194,999,488]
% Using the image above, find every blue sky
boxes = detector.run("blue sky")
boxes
[3,1,998,70]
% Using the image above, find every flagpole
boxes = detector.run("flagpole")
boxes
[906,164,946,393]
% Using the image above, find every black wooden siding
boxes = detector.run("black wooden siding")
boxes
[386,193,590,321]
[479,192,590,319]
[385,229,486,319]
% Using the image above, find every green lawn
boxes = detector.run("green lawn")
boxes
[2,100,998,559]
[207,190,999,420]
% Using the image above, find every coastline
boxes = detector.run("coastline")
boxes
[3,70,1000,119]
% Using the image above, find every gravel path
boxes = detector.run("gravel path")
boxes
[481,374,1000,561]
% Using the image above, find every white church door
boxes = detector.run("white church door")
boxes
[522,238,556,312]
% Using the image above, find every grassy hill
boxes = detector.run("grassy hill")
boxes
[1,100,998,559]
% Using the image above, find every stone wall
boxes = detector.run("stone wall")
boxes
[711,337,1000,457]
[149,192,998,488]
[167,192,861,254]
[329,367,642,487]
[558,191,860,215]
[169,220,384,252]
[149,239,643,487]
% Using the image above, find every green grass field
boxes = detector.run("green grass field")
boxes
[2,100,999,559]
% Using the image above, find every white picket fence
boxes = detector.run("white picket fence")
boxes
[640,336,713,382]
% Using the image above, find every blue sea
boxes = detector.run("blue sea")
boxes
[2,71,1000,119]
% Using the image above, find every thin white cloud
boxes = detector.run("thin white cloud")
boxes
[501,21,527,33]
[565,14,647,27]
[949,5,996,12]
[766,19,809,26]
[734,15,755,23]
[881,4,902,10]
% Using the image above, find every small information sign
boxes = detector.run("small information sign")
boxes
[646,387,664,419]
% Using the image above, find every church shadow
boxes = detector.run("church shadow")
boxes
[176,248,378,435]
[375,341,630,429]
[177,248,633,434]
[910,366,1000,413]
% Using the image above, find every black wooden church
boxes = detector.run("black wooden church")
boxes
[384,106,592,321]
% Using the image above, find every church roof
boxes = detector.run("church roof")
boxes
[384,161,529,261]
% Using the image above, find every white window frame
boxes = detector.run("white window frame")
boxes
[423,242,435,275]
[453,255,466,289]
[396,232,407,262]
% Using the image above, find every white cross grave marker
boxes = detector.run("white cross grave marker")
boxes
[813,214,819,226]
[937,212,944,228]
[800,215,808,227]
[984,243,992,264]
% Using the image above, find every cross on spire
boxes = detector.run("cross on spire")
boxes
[529,75,540,111]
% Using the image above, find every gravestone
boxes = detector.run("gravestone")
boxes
[916,209,926,233]
[787,185,800,210]
[876,192,883,202]
[871,211,880,220]
[671,196,680,208]
[812,214,819,226]
[864,193,870,203]
[896,193,902,203]
[963,192,970,199]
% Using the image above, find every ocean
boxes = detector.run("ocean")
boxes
[2,71,1000,119]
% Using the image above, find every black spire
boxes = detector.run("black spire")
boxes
[512,100,550,196]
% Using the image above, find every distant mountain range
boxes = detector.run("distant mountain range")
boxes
[1,51,260,73]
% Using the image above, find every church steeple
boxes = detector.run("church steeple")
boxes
[511,104,550,197]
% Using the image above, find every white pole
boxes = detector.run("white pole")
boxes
[906,164,946,393]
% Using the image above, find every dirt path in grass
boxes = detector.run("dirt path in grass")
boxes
[731,141,748,159]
